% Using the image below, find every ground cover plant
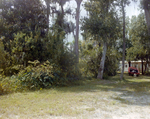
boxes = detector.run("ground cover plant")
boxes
[0,74,150,119]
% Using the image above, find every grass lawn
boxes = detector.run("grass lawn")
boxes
[0,74,150,119]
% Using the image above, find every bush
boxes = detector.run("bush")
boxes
[18,61,54,90]
[104,55,118,76]
[144,71,150,76]
[0,59,81,94]
[103,73,109,79]
[17,60,80,90]
[0,75,21,95]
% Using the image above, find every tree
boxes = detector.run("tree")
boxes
[44,0,51,32]
[44,0,70,32]
[114,0,130,80]
[0,0,48,67]
[127,13,150,74]
[120,0,126,80]
[75,0,82,63]
[79,39,120,78]
[0,38,6,70]
[1,0,47,42]
[142,0,150,35]
[116,16,132,67]
[82,0,120,79]
[51,0,74,35]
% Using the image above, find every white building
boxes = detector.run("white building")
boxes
[119,60,149,73]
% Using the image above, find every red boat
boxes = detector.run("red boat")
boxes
[128,67,140,76]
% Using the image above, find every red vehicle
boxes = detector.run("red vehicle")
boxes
[128,67,140,76]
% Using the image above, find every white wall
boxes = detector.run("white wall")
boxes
[119,61,129,72]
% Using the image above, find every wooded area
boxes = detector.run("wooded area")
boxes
[0,0,150,93]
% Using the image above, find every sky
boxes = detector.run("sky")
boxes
[126,0,141,18]
[64,0,141,42]
[65,0,141,18]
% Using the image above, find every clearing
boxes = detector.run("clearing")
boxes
[0,74,150,119]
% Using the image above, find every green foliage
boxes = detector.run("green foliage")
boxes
[0,38,14,75]
[12,32,47,64]
[82,0,121,42]
[0,0,131,93]
[0,39,6,70]
[0,0,50,75]
[0,56,80,93]
[127,13,150,61]
[79,40,120,78]
[18,61,54,90]
[0,0,80,92]
[144,71,150,76]
[104,49,120,76]
[1,0,47,52]
[44,29,80,80]
[81,0,121,79]
[0,31,49,75]
[0,75,21,95]
[126,13,150,74]
[17,58,79,90]
[0,12,79,90]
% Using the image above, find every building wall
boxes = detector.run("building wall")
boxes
[119,61,149,73]
[119,61,129,72]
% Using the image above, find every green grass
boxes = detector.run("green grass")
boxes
[0,74,150,118]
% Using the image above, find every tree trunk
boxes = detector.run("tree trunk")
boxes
[75,0,82,63]
[60,4,64,18]
[144,63,147,73]
[143,0,150,35]
[120,0,126,80]
[46,0,50,32]
[128,61,131,67]
[144,58,149,73]
[141,59,144,74]
[97,41,107,79]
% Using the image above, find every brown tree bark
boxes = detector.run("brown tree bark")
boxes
[141,59,144,75]
[75,0,82,63]
[128,61,131,67]
[120,0,126,80]
[144,63,147,73]
[143,0,150,35]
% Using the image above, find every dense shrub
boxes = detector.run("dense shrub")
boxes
[104,54,119,76]
[17,61,53,90]
[16,60,79,90]
[145,71,150,76]
[0,75,21,95]
[0,59,80,94]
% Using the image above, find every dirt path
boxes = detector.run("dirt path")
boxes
[48,81,150,119]
[49,90,150,119]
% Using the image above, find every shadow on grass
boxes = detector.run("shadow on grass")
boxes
[54,73,150,106]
